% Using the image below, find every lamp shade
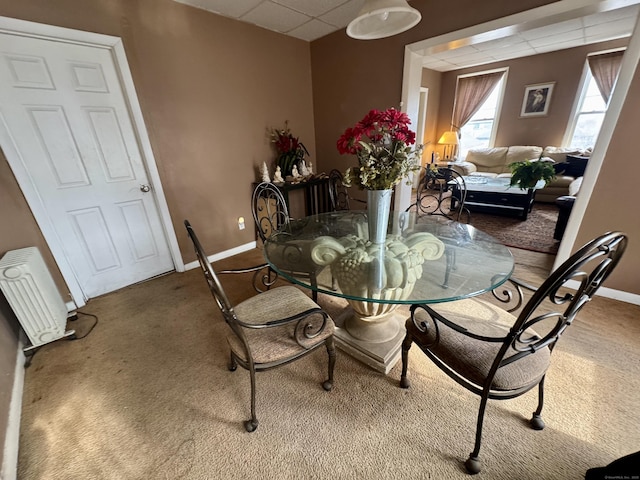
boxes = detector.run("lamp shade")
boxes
[438,131,459,145]
[346,0,422,40]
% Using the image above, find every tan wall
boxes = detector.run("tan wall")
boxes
[0,300,20,468]
[436,39,628,148]
[310,0,558,175]
[419,68,442,166]
[0,0,315,466]
[575,57,640,289]
[0,0,315,275]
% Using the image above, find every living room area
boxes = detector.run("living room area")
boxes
[404,25,629,257]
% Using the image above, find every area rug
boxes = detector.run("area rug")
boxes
[469,202,560,254]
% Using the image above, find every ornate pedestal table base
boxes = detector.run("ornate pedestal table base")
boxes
[333,308,407,373]
[311,232,446,373]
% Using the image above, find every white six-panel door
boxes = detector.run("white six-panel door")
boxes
[0,32,174,298]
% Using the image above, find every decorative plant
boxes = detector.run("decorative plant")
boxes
[270,121,309,177]
[337,107,423,190]
[508,159,556,190]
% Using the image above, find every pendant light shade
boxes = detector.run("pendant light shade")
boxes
[347,0,422,40]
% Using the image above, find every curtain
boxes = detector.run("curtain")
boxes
[451,71,505,133]
[588,50,624,104]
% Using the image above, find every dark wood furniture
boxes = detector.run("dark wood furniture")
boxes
[254,176,333,218]
[452,177,540,220]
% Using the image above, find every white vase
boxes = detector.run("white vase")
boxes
[367,189,393,244]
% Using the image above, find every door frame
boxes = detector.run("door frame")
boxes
[0,16,184,308]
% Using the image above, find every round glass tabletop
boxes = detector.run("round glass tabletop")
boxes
[263,210,514,305]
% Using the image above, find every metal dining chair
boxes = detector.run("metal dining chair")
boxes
[251,181,322,301]
[408,166,470,222]
[399,231,628,474]
[405,166,471,288]
[328,169,367,211]
[184,220,336,432]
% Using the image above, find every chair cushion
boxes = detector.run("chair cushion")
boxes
[228,286,334,364]
[408,298,551,391]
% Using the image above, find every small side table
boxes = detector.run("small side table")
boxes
[253,176,333,217]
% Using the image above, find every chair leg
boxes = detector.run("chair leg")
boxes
[443,248,453,289]
[244,365,259,432]
[530,376,546,430]
[311,273,318,302]
[400,333,413,389]
[465,392,490,474]
[323,336,336,391]
[228,352,237,371]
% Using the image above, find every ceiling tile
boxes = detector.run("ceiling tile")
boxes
[320,0,364,28]
[241,1,311,33]
[585,17,638,38]
[174,0,263,18]
[172,0,640,70]
[527,29,584,48]
[535,39,587,54]
[492,43,537,56]
[288,19,338,41]
[274,0,349,17]
[474,36,527,51]
[583,5,639,27]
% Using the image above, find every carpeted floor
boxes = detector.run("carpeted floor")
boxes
[469,202,560,254]
[16,247,640,479]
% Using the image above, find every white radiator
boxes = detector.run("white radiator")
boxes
[0,247,74,349]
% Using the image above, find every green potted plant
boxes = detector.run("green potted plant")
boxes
[508,159,556,190]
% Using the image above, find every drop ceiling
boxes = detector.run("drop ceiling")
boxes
[173,0,640,71]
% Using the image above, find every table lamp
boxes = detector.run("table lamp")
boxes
[438,131,459,160]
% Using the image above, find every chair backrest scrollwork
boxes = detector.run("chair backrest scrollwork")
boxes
[409,167,469,223]
[496,231,627,371]
[184,220,250,350]
[252,182,291,243]
[329,169,351,211]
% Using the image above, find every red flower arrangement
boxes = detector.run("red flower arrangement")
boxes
[337,108,422,190]
[271,121,309,177]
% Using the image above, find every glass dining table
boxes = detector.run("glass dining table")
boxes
[263,210,514,373]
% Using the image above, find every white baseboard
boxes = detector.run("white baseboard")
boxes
[565,280,640,305]
[1,342,25,480]
[183,241,258,271]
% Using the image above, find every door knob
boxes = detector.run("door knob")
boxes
[140,184,151,192]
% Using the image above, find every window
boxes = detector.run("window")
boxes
[458,75,505,158]
[567,69,607,149]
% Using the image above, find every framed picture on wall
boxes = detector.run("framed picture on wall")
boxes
[520,82,555,117]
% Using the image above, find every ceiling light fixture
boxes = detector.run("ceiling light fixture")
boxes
[347,0,422,40]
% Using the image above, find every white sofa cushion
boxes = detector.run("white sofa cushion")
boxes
[465,147,508,174]
[505,146,543,165]
[542,146,583,163]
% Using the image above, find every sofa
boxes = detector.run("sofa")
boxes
[444,146,587,202]
[554,176,583,240]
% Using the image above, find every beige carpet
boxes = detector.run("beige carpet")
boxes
[17,248,640,479]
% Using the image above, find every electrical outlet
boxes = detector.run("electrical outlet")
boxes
[238,216,245,230]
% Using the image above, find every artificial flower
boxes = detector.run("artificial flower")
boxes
[337,108,422,190]
[270,121,309,177]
